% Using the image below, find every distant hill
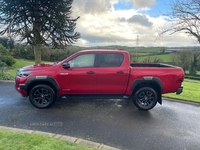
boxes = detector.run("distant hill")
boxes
[69,45,200,52]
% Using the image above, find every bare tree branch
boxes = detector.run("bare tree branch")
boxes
[159,0,200,44]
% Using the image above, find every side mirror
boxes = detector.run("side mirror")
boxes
[63,62,70,68]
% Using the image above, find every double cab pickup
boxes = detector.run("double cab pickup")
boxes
[15,49,184,110]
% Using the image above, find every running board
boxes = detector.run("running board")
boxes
[60,94,130,100]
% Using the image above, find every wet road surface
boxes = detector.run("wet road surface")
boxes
[0,81,200,150]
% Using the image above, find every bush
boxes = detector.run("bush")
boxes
[0,59,6,67]
[185,75,200,81]
[0,44,10,55]
[0,60,14,80]
[0,72,14,80]
[0,55,16,66]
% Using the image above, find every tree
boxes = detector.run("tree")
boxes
[7,38,14,52]
[189,50,200,75]
[0,0,80,64]
[160,0,200,43]
[0,37,8,48]
[171,50,191,72]
[0,37,14,52]
[171,49,200,75]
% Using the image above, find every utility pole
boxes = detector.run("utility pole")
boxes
[135,34,139,55]
[136,34,139,48]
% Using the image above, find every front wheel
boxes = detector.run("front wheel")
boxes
[133,87,158,111]
[29,84,57,109]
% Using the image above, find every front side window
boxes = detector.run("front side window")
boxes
[68,54,95,68]
[96,53,124,67]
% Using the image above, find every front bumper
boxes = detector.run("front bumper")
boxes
[176,86,183,94]
[15,77,28,97]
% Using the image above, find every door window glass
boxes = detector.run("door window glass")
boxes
[68,54,95,68]
[96,53,124,67]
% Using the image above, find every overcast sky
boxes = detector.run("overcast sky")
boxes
[71,0,199,47]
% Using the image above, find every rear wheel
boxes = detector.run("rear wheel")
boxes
[133,87,158,111]
[29,84,56,108]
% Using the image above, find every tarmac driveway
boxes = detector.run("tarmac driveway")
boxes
[0,81,200,150]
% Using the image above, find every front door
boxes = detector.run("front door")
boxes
[58,54,97,94]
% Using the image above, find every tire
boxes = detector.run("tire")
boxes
[29,84,56,109]
[133,87,158,111]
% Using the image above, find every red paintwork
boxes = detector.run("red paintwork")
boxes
[15,50,184,97]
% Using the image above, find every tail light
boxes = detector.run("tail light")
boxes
[177,73,184,83]
[178,77,184,82]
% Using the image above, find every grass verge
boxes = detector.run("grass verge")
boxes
[163,79,200,103]
[0,129,94,150]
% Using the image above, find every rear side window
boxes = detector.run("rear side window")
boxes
[96,53,124,67]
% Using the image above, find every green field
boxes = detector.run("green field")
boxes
[138,54,173,62]
[135,47,163,53]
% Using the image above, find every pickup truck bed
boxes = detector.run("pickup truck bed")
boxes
[131,63,176,67]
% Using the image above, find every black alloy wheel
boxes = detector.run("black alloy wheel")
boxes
[29,84,56,108]
[133,87,158,111]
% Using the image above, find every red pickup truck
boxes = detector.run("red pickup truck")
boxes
[15,49,184,110]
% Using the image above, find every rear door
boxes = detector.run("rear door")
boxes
[95,53,130,94]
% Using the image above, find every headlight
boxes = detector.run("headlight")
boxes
[16,69,32,77]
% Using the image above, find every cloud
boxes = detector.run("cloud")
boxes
[75,13,135,44]
[84,1,111,14]
[72,0,197,47]
[130,0,156,8]
[72,0,116,15]
[120,14,153,27]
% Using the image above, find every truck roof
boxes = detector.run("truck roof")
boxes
[78,49,128,54]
